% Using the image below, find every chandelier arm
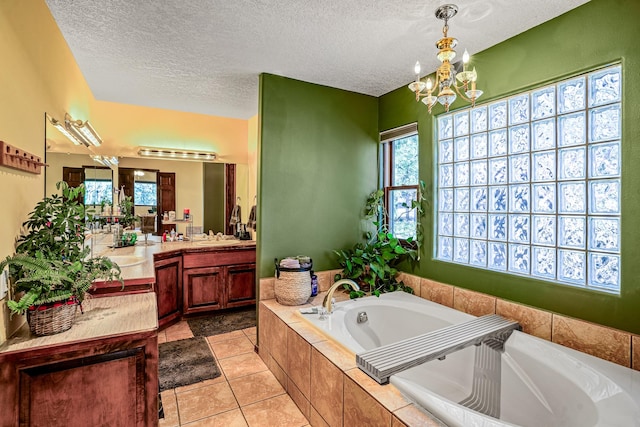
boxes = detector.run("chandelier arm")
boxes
[452,83,473,103]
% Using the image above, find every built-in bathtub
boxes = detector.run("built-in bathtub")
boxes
[301,291,640,427]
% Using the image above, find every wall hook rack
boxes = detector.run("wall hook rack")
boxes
[0,141,47,174]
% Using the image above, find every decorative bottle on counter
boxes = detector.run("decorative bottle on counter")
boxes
[310,273,318,297]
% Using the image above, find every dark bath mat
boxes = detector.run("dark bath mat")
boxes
[158,337,220,392]
[187,306,256,337]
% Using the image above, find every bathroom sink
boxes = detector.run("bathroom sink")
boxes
[107,255,146,267]
[194,239,241,246]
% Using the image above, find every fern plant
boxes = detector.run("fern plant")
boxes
[4,182,122,315]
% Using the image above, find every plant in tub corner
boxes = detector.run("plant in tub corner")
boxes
[334,182,426,298]
[0,181,122,334]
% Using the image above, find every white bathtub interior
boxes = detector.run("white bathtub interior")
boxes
[299,292,640,427]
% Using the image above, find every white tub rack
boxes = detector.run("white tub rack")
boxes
[356,314,521,385]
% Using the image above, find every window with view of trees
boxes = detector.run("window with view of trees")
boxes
[435,64,621,293]
[84,180,112,205]
[382,130,419,240]
[134,182,157,206]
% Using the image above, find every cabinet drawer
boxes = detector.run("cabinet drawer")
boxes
[183,249,256,268]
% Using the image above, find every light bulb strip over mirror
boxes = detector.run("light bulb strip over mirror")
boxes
[46,113,102,147]
[408,4,483,113]
[138,147,217,162]
[90,155,118,168]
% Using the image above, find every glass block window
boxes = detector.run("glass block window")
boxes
[436,64,622,293]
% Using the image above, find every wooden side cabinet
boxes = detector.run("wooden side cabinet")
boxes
[154,252,183,329]
[0,294,158,427]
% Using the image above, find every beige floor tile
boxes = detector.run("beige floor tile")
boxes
[229,370,286,406]
[241,394,308,427]
[218,351,268,379]
[182,409,248,427]
[175,374,227,394]
[207,330,247,343]
[159,390,179,427]
[165,321,195,341]
[210,336,255,359]
[243,326,257,336]
[176,381,239,424]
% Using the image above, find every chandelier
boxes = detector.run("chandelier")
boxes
[408,4,483,113]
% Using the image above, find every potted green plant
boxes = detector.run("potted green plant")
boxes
[119,194,138,229]
[334,183,425,298]
[1,181,122,336]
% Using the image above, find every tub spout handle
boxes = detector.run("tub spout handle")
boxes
[322,279,359,314]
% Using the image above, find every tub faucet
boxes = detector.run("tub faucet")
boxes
[322,279,360,314]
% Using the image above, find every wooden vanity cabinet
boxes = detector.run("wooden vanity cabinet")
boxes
[153,252,183,329]
[182,247,256,314]
[0,294,158,427]
[226,263,257,308]
[183,266,225,315]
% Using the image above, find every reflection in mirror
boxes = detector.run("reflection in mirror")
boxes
[84,167,113,207]
[45,114,255,240]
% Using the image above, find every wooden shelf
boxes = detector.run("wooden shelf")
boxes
[0,141,46,174]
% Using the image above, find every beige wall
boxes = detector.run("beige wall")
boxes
[0,0,63,343]
[0,0,257,344]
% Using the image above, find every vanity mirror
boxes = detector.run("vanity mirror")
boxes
[45,115,252,237]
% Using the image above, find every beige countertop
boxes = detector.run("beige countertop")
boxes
[0,293,158,354]
[89,233,256,282]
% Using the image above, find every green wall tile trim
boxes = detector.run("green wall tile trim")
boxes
[258,73,378,278]
[378,0,640,334]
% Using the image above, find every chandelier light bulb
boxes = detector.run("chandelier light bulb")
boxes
[426,78,433,91]
[414,61,421,75]
[463,49,470,64]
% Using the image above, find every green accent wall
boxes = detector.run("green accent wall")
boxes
[258,74,378,277]
[379,0,640,334]
[203,162,225,233]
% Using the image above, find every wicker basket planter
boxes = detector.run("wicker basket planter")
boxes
[274,258,312,306]
[27,302,78,336]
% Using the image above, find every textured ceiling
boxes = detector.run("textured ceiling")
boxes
[45,0,589,120]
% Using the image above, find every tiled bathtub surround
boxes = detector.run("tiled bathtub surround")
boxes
[260,272,640,371]
[403,273,639,369]
[258,296,446,426]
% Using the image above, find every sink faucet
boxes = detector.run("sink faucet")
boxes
[322,279,360,314]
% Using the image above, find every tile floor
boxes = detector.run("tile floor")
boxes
[158,321,309,427]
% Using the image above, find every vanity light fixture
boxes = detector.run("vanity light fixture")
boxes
[137,147,217,162]
[408,4,483,113]
[91,155,118,168]
[47,113,103,147]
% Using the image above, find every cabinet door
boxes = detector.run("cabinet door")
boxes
[154,255,183,328]
[183,267,224,315]
[225,263,256,308]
